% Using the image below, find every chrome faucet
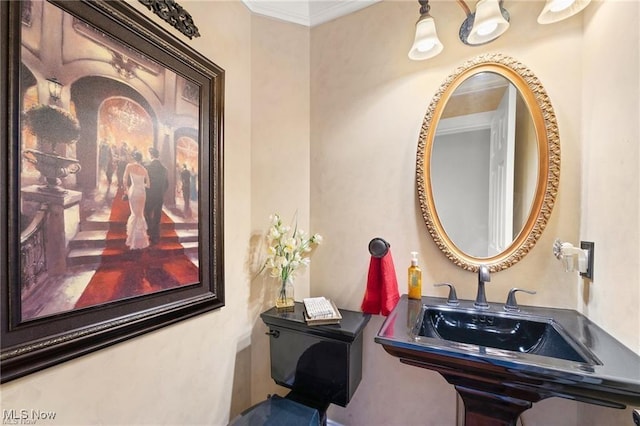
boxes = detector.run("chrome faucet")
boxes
[474,265,490,309]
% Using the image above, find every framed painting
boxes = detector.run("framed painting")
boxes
[0,0,224,382]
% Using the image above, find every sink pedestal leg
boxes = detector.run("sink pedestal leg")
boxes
[456,385,532,426]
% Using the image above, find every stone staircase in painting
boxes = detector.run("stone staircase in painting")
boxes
[67,216,198,267]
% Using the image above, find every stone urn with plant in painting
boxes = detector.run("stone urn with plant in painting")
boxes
[22,104,81,193]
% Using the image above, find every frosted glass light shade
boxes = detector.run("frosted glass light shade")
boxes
[408,15,443,60]
[467,0,510,45]
[537,0,591,24]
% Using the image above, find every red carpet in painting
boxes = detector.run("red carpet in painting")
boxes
[75,189,199,309]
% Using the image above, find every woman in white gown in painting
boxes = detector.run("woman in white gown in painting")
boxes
[123,150,150,250]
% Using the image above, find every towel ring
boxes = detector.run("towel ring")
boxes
[369,238,390,258]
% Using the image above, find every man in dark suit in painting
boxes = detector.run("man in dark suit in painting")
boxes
[144,147,168,245]
[180,164,192,218]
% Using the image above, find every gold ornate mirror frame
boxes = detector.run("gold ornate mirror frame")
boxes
[416,54,560,272]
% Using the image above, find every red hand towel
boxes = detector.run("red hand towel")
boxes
[361,250,400,316]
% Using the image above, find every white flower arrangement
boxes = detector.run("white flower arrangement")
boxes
[263,213,322,285]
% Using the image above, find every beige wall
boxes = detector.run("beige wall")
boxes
[310,0,637,425]
[2,1,313,424]
[2,1,257,425]
[577,1,640,423]
[249,12,312,406]
[580,0,639,351]
[1,1,638,425]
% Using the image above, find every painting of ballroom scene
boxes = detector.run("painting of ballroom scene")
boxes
[19,0,201,320]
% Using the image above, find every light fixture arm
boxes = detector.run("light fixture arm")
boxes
[456,0,507,16]
[456,0,471,17]
[418,0,430,16]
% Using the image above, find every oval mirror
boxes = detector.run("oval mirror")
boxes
[416,54,560,272]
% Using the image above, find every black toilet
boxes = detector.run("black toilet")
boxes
[230,303,370,425]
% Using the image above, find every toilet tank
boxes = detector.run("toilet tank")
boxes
[261,303,370,408]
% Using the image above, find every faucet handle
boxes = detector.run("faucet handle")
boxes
[504,288,537,312]
[434,283,459,306]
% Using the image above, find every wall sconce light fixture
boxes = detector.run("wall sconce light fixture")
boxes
[408,0,443,60]
[409,0,592,60]
[461,0,510,46]
[538,0,591,24]
[47,77,63,104]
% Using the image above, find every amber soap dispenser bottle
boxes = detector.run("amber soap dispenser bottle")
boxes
[408,251,422,300]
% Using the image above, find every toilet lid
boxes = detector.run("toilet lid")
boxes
[229,395,320,426]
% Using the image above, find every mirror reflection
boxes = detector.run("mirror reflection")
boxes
[431,72,538,258]
[416,54,560,272]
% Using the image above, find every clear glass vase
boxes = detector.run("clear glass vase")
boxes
[275,277,295,310]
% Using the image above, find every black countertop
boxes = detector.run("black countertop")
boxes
[375,295,640,409]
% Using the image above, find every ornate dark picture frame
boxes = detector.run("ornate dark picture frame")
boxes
[138,0,201,39]
[0,0,224,383]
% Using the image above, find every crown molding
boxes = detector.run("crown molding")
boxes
[242,0,380,27]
